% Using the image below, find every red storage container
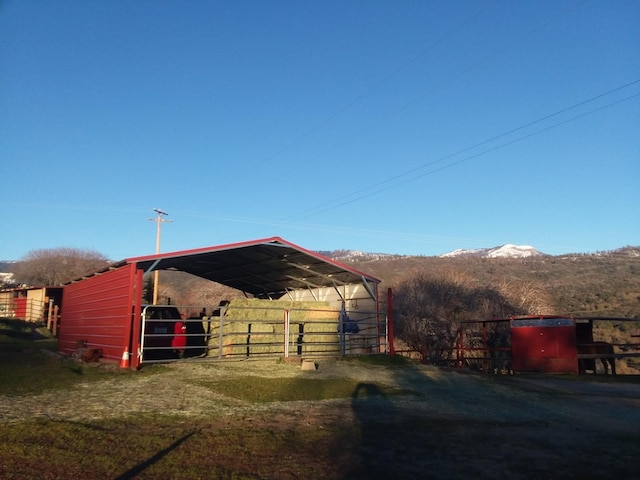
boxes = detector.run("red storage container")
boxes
[510,316,578,374]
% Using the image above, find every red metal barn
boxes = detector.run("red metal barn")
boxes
[58,237,383,368]
[510,316,578,373]
[59,263,142,365]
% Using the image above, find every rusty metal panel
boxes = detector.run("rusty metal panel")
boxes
[59,264,136,364]
[511,317,578,374]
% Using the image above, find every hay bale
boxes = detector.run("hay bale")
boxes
[205,299,340,357]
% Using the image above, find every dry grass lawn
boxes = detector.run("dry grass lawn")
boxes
[1,320,640,479]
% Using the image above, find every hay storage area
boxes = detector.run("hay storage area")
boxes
[204,298,340,358]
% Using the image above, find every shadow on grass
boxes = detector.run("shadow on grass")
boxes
[349,382,398,478]
[115,430,198,480]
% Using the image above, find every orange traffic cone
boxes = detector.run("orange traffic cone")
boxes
[120,347,130,368]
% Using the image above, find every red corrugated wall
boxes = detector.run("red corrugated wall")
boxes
[59,264,138,364]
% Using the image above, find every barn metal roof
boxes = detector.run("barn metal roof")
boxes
[126,236,380,299]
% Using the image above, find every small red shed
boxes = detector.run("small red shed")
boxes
[510,316,578,374]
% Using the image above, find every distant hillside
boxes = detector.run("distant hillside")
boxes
[0,261,15,272]
[316,249,400,262]
[335,247,640,319]
[592,246,640,258]
[319,243,546,261]
[320,245,640,262]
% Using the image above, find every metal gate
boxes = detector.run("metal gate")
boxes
[140,303,386,364]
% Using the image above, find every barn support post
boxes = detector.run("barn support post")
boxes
[339,304,346,356]
[52,306,59,336]
[387,288,395,355]
[129,266,144,369]
[47,300,54,331]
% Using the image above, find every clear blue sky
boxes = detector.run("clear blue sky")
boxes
[1,1,638,261]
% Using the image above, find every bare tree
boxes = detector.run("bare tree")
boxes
[146,271,243,313]
[12,247,110,286]
[497,280,554,315]
[393,274,524,364]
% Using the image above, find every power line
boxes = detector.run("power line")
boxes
[174,79,638,244]
[179,5,495,214]
[345,80,640,203]
[247,2,496,171]
[184,1,586,216]
[272,82,640,224]
[299,0,589,164]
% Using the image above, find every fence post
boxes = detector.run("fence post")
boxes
[47,300,54,331]
[283,309,290,358]
[387,288,395,355]
[218,305,226,359]
[455,326,464,368]
[52,305,59,336]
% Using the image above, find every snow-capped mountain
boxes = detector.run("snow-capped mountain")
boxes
[318,249,396,261]
[440,244,544,259]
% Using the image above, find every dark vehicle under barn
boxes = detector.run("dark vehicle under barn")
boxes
[142,305,185,360]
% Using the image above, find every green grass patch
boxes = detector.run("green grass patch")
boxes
[194,376,413,402]
[3,413,640,480]
[0,318,57,351]
[0,317,164,396]
[339,353,416,367]
[0,415,359,480]
[0,352,144,396]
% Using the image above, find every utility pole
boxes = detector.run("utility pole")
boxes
[149,208,172,305]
